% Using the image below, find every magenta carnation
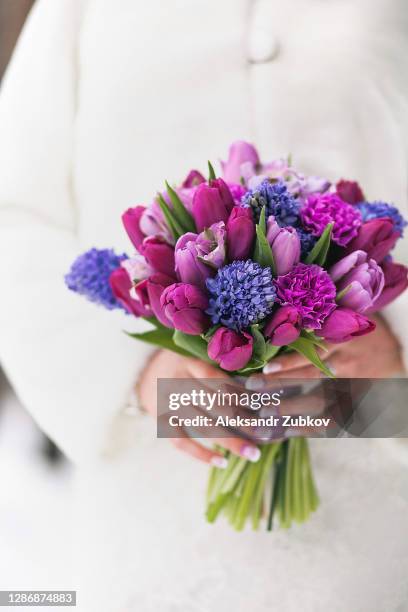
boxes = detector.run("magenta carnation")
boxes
[300,193,362,246]
[275,263,337,330]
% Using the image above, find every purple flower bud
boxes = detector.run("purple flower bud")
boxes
[121,254,152,282]
[330,250,384,313]
[139,200,174,244]
[264,306,301,346]
[130,278,151,314]
[226,207,255,261]
[316,308,376,344]
[336,179,365,204]
[122,206,146,252]
[145,273,176,328]
[109,268,150,317]
[192,178,235,232]
[346,218,400,263]
[160,283,210,335]
[175,223,225,289]
[367,259,408,312]
[267,220,301,275]
[221,141,260,184]
[182,170,206,188]
[207,327,253,371]
[140,236,176,278]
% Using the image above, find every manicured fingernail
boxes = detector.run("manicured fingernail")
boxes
[284,427,302,438]
[211,456,228,469]
[240,444,261,462]
[263,361,282,374]
[245,377,265,390]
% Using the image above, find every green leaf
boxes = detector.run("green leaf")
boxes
[208,161,216,181]
[125,327,190,357]
[264,343,281,361]
[250,324,266,361]
[165,181,196,233]
[173,330,213,362]
[288,337,335,378]
[300,329,328,352]
[305,223,333,266]
[258,205,267,235]
[336,283,352,302]
[157,193,184,240]
[236,358,266,375]
[253,225,276,273]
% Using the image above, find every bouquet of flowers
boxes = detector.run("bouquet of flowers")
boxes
[66,141,408,531]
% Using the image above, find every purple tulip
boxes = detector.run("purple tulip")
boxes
[330,250,384,313]
[175,222,225,289]
[182,170,206,188]
[267,217,301,275]
[109,268,150,317]
[139,200,174,244]
[145,273,176,328]
[221,141,260,184]
[140,236,176,278]
[264,306,302,346]
[367,259,408,312]
[226,207,255,261]
[316,307,376,344]
[160,283,210,335]
[130,278,151,313]
[122,206,146,252]
[346,218,399,262]
[192,178,235,232]
[336,179,365,204]
[207,327,253,371]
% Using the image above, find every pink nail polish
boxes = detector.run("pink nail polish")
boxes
[211,456,228,469]
[263,361,282,374]
[240,444,261,462]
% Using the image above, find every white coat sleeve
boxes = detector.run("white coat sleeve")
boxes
[0,0,155,464]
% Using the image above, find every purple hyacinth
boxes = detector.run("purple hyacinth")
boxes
[301,193,362,246]
[275,263,337,329]
[241,179,300,225]
[356,201,407,236]
[65,248,127,311]
[206,260,276,331]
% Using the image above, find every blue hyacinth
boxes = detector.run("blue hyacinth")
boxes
[356,201,407,235]
[241,179,300,226]
[65,248,127,311]
[296,228,318,259]
[206,260,276,331]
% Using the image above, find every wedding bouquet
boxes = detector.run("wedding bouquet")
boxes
[66,141,408,531]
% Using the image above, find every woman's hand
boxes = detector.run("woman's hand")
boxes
[138,349,261,467]
[247,314,405,387]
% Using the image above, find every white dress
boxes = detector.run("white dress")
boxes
[0,1,407,610]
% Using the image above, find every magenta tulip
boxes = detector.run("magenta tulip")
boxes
[221,141,260,184]
[336,179,365,204]
[346,219,399,262]
[140,236,176,278]
[207,327,253,371]
[367,259,408,312]
[226,207,255,261]
[192,178,235,231]
[160,283,210,335]
[182,170,205,188]
[316,308,376,343]
[109,267,150,317]
[330,250,384,313]
[122,206,146,252]
[145,273,176,328]
[264,306,302,346]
